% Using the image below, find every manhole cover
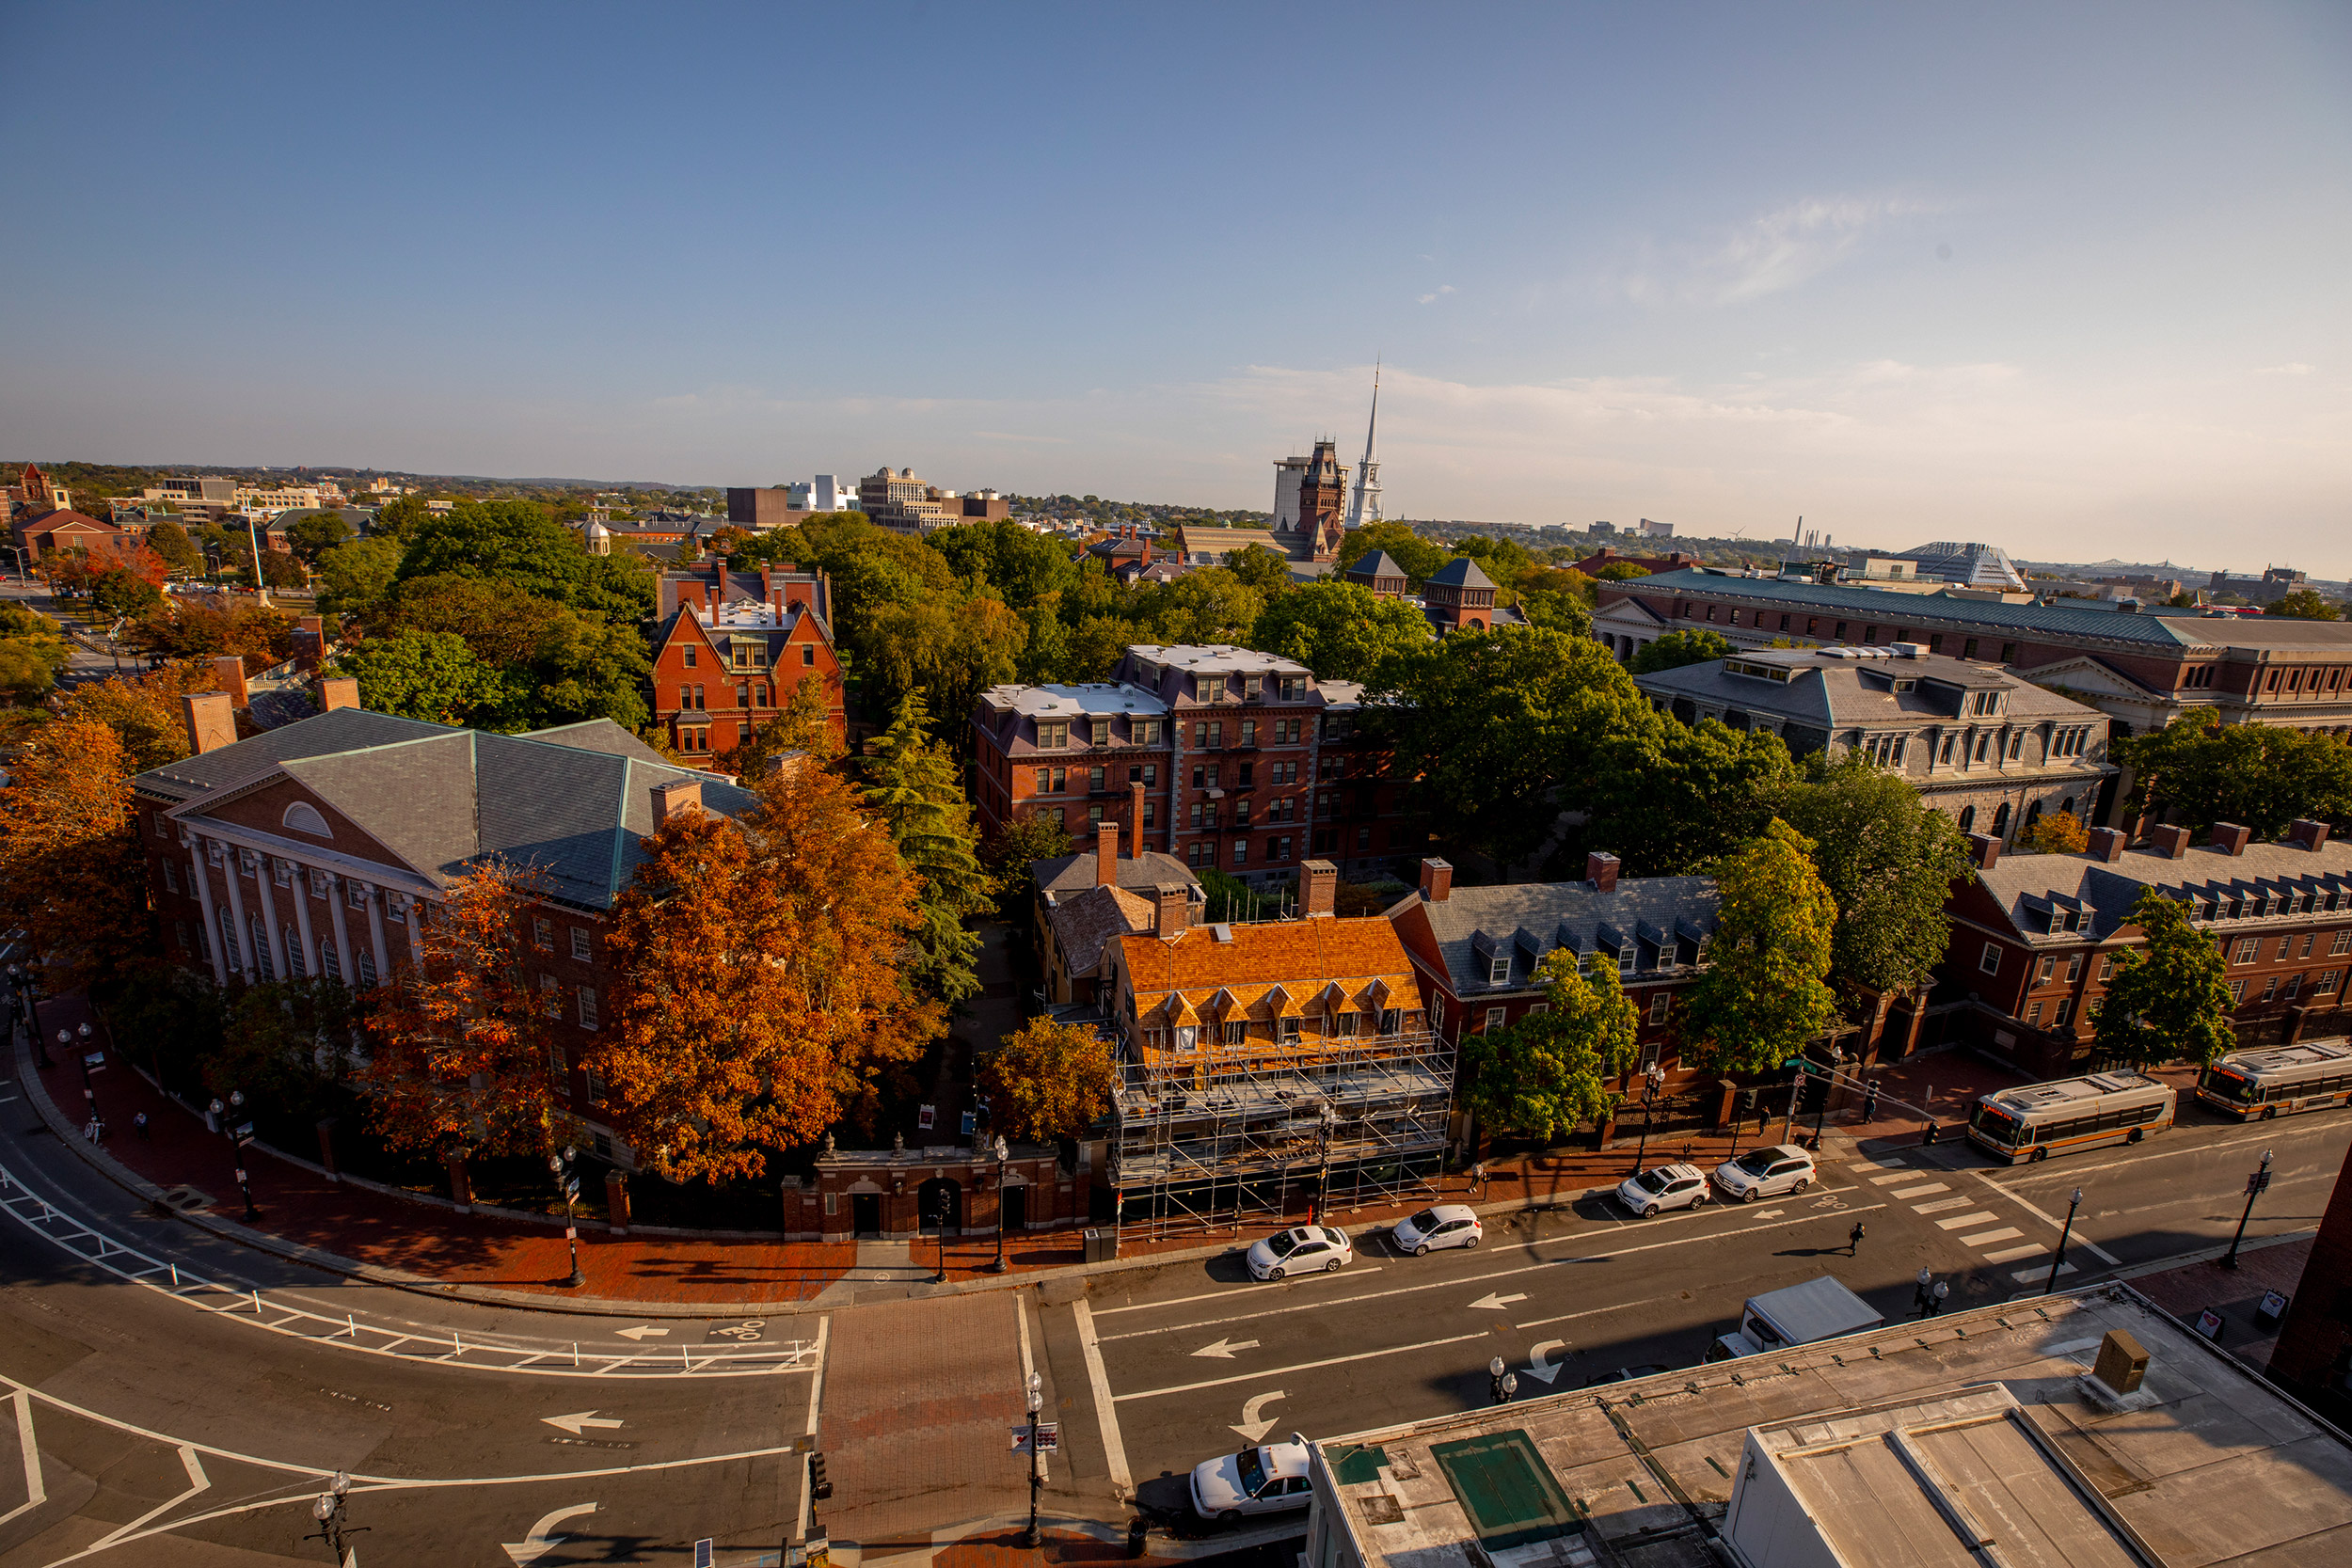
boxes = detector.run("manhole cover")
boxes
[162,1186,210,1211]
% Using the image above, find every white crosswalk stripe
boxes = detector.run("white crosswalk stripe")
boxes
[1890,1183,1949,1198]
[1936,1212,2000,1230]
[1983,1244,2049,1264]
[2013,1262,2078,1283]
[1914,1196,1977,1214]
[1961,1227,2024,1246]
[1869,1172,1918,1185]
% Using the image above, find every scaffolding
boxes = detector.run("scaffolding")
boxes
[1107,1031,1455,1242]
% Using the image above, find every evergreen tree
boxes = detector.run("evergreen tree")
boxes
[2092,887,2236,1067]
[864,693,996,1003]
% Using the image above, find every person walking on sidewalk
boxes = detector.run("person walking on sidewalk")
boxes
[1847,1222,1867,1256]
[133,1111,148,1140]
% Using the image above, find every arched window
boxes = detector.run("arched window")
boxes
[319,939,342,981]
[1957,806,1977,834]
[1992,801,2012,838]
[2059,796,2075,817]
[281,800,333,838]
[2024,800,2043,832]
[249,915,275,982]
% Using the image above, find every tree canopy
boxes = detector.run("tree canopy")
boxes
[2017,809,2091,854]
[864,694,995,1003]
[2273,589,2340,622]
[981,1018,1116,1142]
[1629,629,1734,673]
[1334,521,1449,585]
[1772,757,1973,1000]
[1677,818,1840,1074]
[1250,578,1431,682]
[2092,887,2236,1068]
[2118,712,2352,837]
[1462,950,1639,1141]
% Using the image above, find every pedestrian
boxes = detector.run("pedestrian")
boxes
[1470,1161,1487,1197]
[1847,1222,1867,1256]
[133,1111,149,1140]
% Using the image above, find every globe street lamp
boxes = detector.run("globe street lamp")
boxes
[1022,1370,1044,1547]
[2043,1188,2084,1295]
[1631,1061,1665,1173]
[1487,1355,1519,1405]
[209,1089,261,1221]
[986,1134,1012,1274]
[72,1022,102,1138]
[548,1148,585,1288]
[1314,1101,1338,1224]
[1913,1267,1950,1319]
[304,1470,363,1561]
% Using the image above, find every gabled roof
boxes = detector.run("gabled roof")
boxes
[1035,850,1198,900]
[1345,550,1407,580]
[1048,885,1156,979]
[1425,556,1495,590]
[1394,875,1719,993]
[1117,917,1422,1003]
[1975,837,2352,943]
[17,509,122,537]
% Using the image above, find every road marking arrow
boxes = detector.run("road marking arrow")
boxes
[1469,1292,1529,1311]
[503,1501,597,1566]
[1523,1340,1568,1386]
[1192,1338,1262,1359]
[542,1411,625,1434]
[614,1325,670,1341]
[1231,1390,1287,1442]
[1754,1211,1784,1220]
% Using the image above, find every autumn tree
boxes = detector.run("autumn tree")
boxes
[2092,888,2236,1068]
[718,673,838,777]
[2018,809,2091,854]
[1463,950,1639,1142]
[359,860,577,1158]
[1678,819,1840,1075]
[864,694,995,1003]
[0,718,148,996]
[590,761,942,1180]
[981,1018,1116,1142]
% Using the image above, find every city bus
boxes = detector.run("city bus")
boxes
[1966,1071,2176,1164]
[2196,1039,2352,1121]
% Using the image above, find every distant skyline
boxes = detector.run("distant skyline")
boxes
[4,4,2346,571]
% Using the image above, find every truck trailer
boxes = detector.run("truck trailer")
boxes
[1703,1275,1883,1362]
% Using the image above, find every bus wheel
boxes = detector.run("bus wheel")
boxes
[2261,1105,2277,1121]
[2127,1127,2143,1143]
[2029,1147,2049,1163]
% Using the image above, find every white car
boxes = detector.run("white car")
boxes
[1712,1144,1817,1202]
[1191,1439,1312,1521]
[1246,1225,1353,1281]
[1392,1204,1483,1256]
[1615,1163,1710,1218]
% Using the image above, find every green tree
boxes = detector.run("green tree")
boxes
[982,812,1074,915]
[1128,566,1263,647]
[2092,887,2236,1067]
[2118,712,2352,837]
[1224,544,1296,597]
[1462,950,1639,1142]
[145,518,201,576]
[1249,579,1430,682]
[1629,629,1735,673]
[1335,521,1448,585]
[88,565,165,619]
[1577,716,1797,877]
[858,593,1028,748]
[1677,819,1840,1074]
[1593,562,1649,582]
[2273,589,2340,621]
[864,694,995,1003]
[0,635,69,704]
[370,493,432,543]
[393,499,656,625]
[315,535,403,618]
[1772,757,1974,1002]
[927,517,1078,610]
[284,511,353,564]
[336,629,507,726]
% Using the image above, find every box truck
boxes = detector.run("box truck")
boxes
[1703,1276,1883,1362]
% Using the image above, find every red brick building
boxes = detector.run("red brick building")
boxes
[2269,1137,2352,1423]
[783,1141,1087,1240]
[649,562,844,763]
[1934,820,2352,1078]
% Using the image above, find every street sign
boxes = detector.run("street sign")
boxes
[232,1121,256,1143]
[695,1540,714,1568]
[918,1103,936,1132]
[961,1110,976,1136]
[807,1532,831,1568]
[82,1051,105,1071]
[2247,1171,2272,1196]
[1010,1421,1061,1453]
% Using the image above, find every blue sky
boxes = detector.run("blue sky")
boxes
[5,3,2347,570]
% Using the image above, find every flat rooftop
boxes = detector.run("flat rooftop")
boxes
[1310,1285,2352,1568]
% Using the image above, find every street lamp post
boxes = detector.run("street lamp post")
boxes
[209,1089,261,1220]
[987,1134,1013,1274]
[2222,1148,2275,1270]
[1631,1061,1664,1173]
[70,1022,102,1136]
[1812,1050,1846,1148]
[1912,1267,1950,1319]
[1022,1370,1044,1547]
[304,1470,363,1561]
[2043,1188,2084,1294]
[1487,1355,1518,1406]
[1779,1063,1804,1145]
[1314,1102,1338,1223]
[549,1148,585,1288]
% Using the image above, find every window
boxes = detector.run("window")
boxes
[736,684,750,709]
[1271,836,1292,862]
[1483,1006,1508,1034]
[1380,1007,1402,1036]
[800,643,817,668]
[2229,979,2247,1005]
[2278,936,2297,961]
[2051,998,2073,1027]
[2035,955,2055,983]
[1618,944,1635,976]
[1648,992,1671,1024]
[162,861,179,894]
[2000,642,2018,662]
[2260,975,2280,1003]
[154,812,170,839]
[1232,840,1248,865]
[578,987,599,1030]
[1090,766,1107,792]
[583,1069,605,1104]
[1037,721,1067,750]
[683,646,697,669]
[1980,942,2001,974]
[2235,938,2259,964]
[348,882,369,911]
[1428,995,1446,1034]
[1241,720,1257,746]
[2065,953,2083,983]
[2321,971,2342,995]
[1963,638,1979,660]
[540,972,563,1017]
[2098,952,2117,981]
[2336,931,2352,957]
[2285,973,2303,1000]
[533,916,553,950]
[1487,950,1511,984]
[357,948,377,987]
[2026,1002,2042,1025]
[319,939,340,980]
[548,1042,569,1085]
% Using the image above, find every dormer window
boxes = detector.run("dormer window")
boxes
[1618,943,1634,976]
[1037,721,1068,750]
[1242,674,1262,699]
[1968,690,1999,717]
[1279,675,1307,701]
[1091,720,1111,744]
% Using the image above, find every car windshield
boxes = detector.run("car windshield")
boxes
[1630,1169,1670,1194]
[1322,1227,1346,1246]
[1266,1230,1302,1257]
[1236,1448,1267,1494]
[1734,1148,1781,1176]
[2201,1069,2255,1102]
[1407,1208,1441,1230]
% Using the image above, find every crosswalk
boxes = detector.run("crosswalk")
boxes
[1850,1155,2079,1286]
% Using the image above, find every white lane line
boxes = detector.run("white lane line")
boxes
[1961,1227,2024,1246]
[1096,1204,1888,1340]
[1890,1183,1949,1199]
[1073,1300,1133,1497]
[0,1390,41,1530]
[1848,1158,1903,1172]
[1914,1196,1978,1215]
[1970,1172,2123,1265]
[87,1443,209,1552]
[1515,1291,1677,1331]
[1991,1119,2344,1183]
[1093,1266,1386,1318]
[1115,1331,1494,1402]
[1935,1212,2000,1230]
[1983,1244,2049,1264]
[2014,1262,2079,1284]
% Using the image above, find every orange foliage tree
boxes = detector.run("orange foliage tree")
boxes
[590,759,941,1182]
[359,859,578,1158]
[0,719,148,996]
[980,1018,1116,1143]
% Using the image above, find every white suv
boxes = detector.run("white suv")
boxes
[1615,1163,1709,1218]
[1712,1144,1816,1202]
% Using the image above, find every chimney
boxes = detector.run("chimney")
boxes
[313,675,359,713]
[2210,822,2251,857]
[1586,850,1621,894]
[1130,781,1147,858]
[652,778,704,824]
[182,690,236,755]
[1154,881,1191,937]
[1419,857,1454,904]
[1301,859,1338,918]
[2288,818,2332,852]
[1967,832,2002,870]
[1096,820,1120,889]
[2087,827,2127,863]
[294,614,326,673]
[2151,823,2192,859]
[212,654,249,708]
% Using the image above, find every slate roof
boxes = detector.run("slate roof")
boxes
[1047,884,1156,978]
[1974,837,2352,945]
[1631,648,2101,730]
[1392,875,1719,993]
[1344,550,1408,581]
[1425,556,1495,590]
[1034,850,1199,901]
[134,708,756,911]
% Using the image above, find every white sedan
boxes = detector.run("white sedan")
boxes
[1245,1225,1353,1281]
[1392,1203,1483,1255]
[1191,1439,1312,1522]
[1615,1163,1710,1218]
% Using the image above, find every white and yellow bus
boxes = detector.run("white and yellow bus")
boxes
[2196,1039,2352,1122]
[1966,1070,2176,1164]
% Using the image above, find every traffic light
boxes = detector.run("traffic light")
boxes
[809,1452,833,1501]
[1741,1087,1759,1114]
[1863,1082,1881,1119]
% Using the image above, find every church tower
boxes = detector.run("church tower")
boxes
[1344,366,1382,532]
[1297,438,1346,562]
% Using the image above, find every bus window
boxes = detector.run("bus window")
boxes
[2201,1069,2256,1103]
[1972,1103,2025,1147]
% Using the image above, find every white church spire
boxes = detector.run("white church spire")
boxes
[1344,361,1382,531]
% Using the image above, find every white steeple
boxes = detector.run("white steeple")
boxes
[1344,362,1382,531]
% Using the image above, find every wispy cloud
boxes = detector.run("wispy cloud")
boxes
[1617,197,1933,307]
[2257,362,2316,375]
[1417,284,1456,305]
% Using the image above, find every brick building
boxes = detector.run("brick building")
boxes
[1633,645,2118,840]
[1421,556,1502,634]
[723,486,817,531]
[1034,818,1200,1006]
[1935,820,2352,1078]
[1341,549,1409,597]
[2269,1136,2352,1423]
[781,1141,1086,1241]
[132,693,758,1163]
[648,562,844,763]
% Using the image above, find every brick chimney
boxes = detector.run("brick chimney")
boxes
[1967,832,2002,870]
[212,654,249,708]
[1301,859,1338,918]
[1096,820,1120,889]
[652,778,703,824]
[1586,850,1621,894]
[1130,781,1147,857]
[2150,822,2192,859]
[2087,827,2127,863]
[1419,857,1454,904]
[1154,881,1191,937]
[183,690,236,755]
[294,614,326,673]
[2210,822,2252,857]
[2288,818,2332,852]
[313,675,359,713]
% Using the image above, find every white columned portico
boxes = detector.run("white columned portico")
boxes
[218,844,254,981]
[361,884,392,983]
[257,860,291,980]
[326,873,357,984]
[186,839,228,986]
[289,866,319,981]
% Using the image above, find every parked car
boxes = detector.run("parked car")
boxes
[1391,1204,1483,1256]
[1245,1225,1354,1281]
[1615,1163,1709,1218]
[1191,1439,1312,1521]
[1711,1144,1817,1202]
